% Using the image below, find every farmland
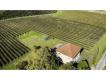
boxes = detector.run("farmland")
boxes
[0,23,30,67]
[52,10,106,27]
[0,10,106,69]
[1,31,65,69]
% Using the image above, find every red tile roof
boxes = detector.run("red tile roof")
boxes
[56,43,82,58]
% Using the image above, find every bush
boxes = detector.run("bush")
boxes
[0,10,57,20]
[94,33,106,65]
[59,63,72,70]
[16,61,28,70]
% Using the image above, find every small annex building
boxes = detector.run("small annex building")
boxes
[56,43,83,64]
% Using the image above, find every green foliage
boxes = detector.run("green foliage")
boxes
[37,47,63,70]
[59,63,72,70]
[25,47,62,70]
[94,34,106,65]
[0,10,57,20]
[77,60,90,70]
[58,60,90,70]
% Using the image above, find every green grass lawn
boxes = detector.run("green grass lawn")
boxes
[18,31,65,48]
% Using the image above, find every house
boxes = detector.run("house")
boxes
[56,43,83,64]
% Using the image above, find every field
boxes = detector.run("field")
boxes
[1,31,65,69]
[0,24,30,67]
[18,31,65,48]
[52,10,106,27]
[0,10,106,69]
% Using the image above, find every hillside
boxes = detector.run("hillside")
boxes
[0,10,106,69]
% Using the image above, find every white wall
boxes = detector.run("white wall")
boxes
[56,52,81,64]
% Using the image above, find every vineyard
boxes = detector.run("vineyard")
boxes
[0,11,106,69]
[1,15,105,50]
[0,24,30,67]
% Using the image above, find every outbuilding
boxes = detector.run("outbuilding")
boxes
[56,43,83,64]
